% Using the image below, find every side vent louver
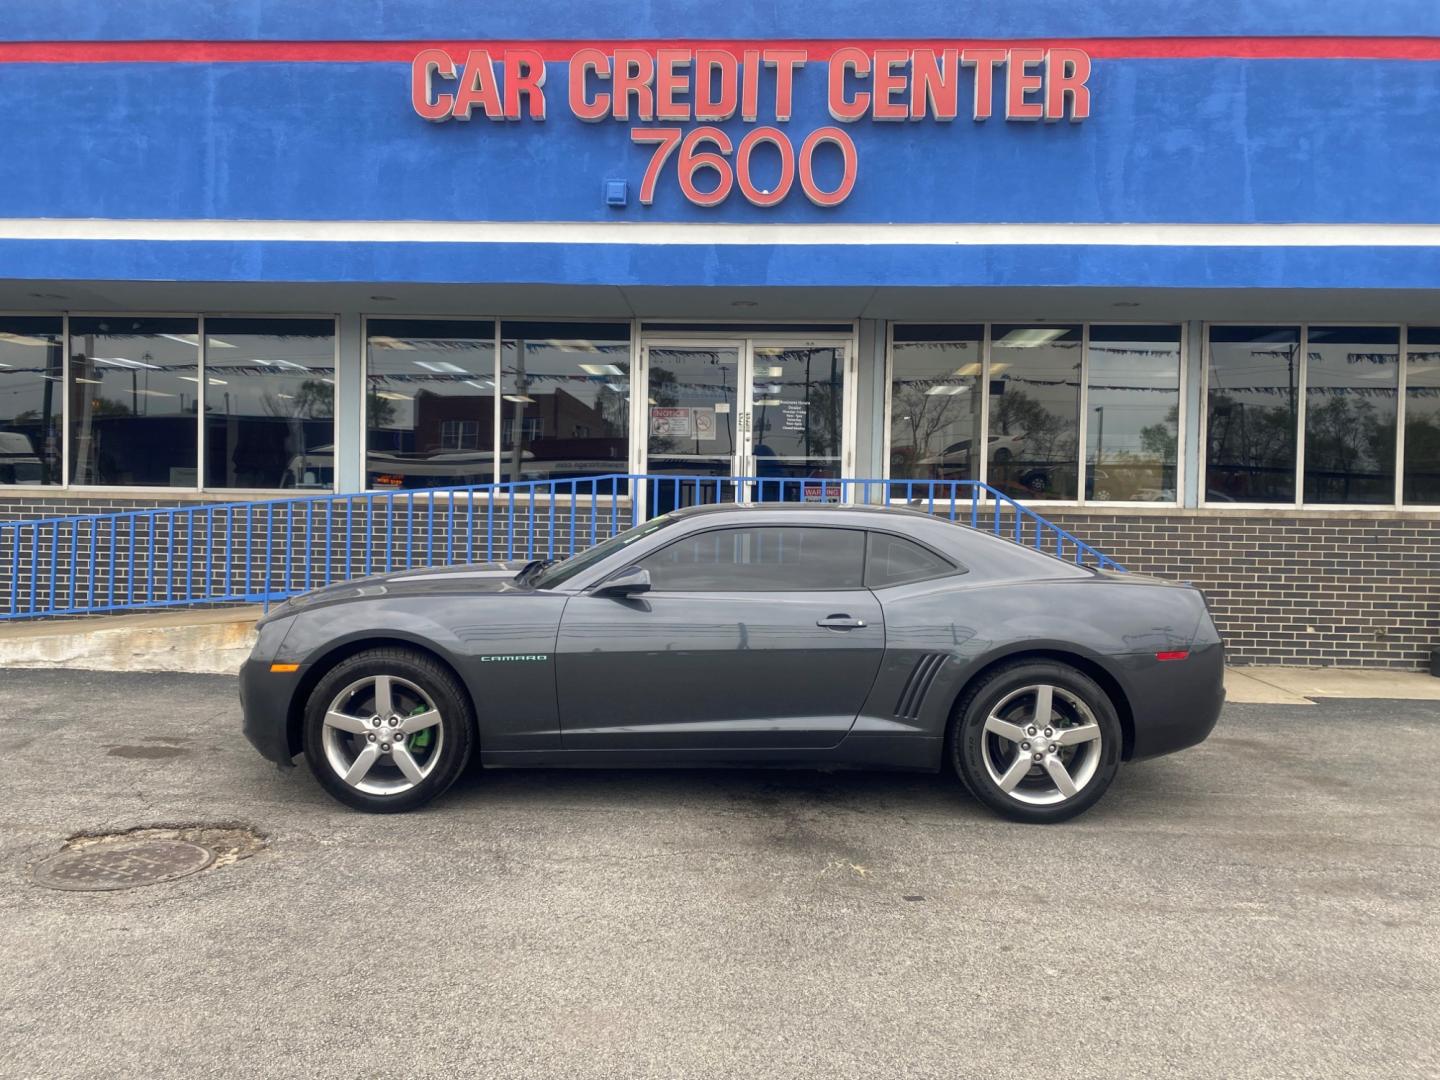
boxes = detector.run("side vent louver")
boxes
[894,653,947,720]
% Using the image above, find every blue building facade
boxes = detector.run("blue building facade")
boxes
[0,2,1438,665]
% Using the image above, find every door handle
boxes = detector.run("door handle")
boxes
[816,614,866,630]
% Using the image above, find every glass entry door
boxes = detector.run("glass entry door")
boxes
[749,344,845,497]
[641,337,851,505]
[643,341,743,482]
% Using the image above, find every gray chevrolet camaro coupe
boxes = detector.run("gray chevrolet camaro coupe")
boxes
[240,503,1224,823]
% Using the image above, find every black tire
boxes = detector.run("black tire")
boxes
[302,647,475,813]
[950,660,1122,824]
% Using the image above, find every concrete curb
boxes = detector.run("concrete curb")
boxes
[0,607,262,675]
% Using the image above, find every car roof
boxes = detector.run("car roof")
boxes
[668,501,943,525]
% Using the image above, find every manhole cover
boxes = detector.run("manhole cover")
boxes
[33,839,215,892]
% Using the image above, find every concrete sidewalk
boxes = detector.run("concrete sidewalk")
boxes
[1,607,1438,703]
[1224,665,1440,705]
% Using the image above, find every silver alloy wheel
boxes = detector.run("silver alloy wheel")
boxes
[321,675,445,796]
[980,684,1103,806]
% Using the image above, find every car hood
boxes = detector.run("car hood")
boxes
[259,560,532,622]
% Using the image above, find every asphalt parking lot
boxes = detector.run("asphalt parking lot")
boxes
[2,669,1437,1080]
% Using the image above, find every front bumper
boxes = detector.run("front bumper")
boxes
[239,656,302,767]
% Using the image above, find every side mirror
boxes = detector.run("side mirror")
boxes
[595,565,651,598]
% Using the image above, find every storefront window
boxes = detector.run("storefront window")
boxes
[1404,327,1440,505]
[1303,327,1398,504]
[365,319,496,490]
[888,325,983,483]
[1085,325,1181,503]
[203,318,336,490]
[0,317,63,485]
[68,317,199,487]
[1205,326,1300,503]
[988,324,1082,501]
[499,322,630,483]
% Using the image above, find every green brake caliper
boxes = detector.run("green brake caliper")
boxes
[407,704,434,751]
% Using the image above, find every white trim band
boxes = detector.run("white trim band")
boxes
[0,218,1438,247]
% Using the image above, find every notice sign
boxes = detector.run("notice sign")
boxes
[781,402,808,433]
[650,407,692,437]
[650,406,718,440]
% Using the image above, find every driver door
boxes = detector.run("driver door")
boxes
[555,524,884,749]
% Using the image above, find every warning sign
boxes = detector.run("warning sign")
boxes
[803,482,841,503]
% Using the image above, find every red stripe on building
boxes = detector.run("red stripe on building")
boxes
[0,37,1438,64]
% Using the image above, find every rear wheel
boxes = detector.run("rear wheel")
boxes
[302,647,474,813]
[950,660,1121,823]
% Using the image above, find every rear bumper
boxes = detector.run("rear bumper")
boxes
[1125,640,1225,760]
[239,657,300,767]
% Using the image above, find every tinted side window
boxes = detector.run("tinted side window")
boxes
[865,533,957,588]
[638,527,865,592]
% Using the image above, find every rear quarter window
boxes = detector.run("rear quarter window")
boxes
[865,532,960,588]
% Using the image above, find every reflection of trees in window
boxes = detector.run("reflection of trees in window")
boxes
[1206,393,1295,482]
[888,336,980,479]
[1205,330,1301,502]
[1405,338,1440,504]
[802,377,841,458]
[891,381,969,466]
[1138,405,1180,463]
[1405,342,1440,504]
[263,378,335,420]
[87,398,134,417]
[593,362,631,435]
[1304,397,1381,483]
[1303,329,1398,504]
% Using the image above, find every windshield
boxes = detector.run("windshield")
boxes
[530,513,683,589]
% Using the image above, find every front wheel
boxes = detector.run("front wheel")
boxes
[950,661,1122,823]
[302,647,475,813]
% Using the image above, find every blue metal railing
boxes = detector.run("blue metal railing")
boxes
[0,474,1122,621]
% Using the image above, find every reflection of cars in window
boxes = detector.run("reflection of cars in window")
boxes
[988,466,1113,501]
[919,435,1026,478]
[0,431,43,484]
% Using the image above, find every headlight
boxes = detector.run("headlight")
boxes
[250,614,296,663]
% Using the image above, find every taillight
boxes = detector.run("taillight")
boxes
[1156,651,1189,662]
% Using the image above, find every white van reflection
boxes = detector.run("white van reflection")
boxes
[0,431,43,484]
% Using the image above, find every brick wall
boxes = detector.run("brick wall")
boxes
[1047,509,1440,670]
[0,494,191,522]
[0,492,629,617]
